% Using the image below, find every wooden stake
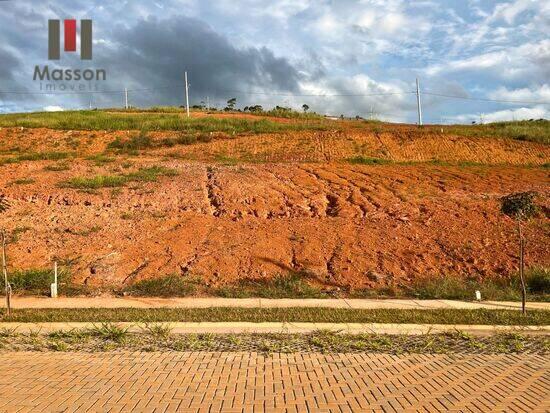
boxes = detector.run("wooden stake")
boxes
[1,231,10,317]
[518,221,527,315]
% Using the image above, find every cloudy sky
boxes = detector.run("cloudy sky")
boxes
[0,0,548,123]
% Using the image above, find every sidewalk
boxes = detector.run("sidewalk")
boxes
[5,296,550,310]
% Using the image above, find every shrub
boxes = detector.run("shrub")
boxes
[108,130,153,152]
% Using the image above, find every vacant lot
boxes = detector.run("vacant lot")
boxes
[0,111,548,295]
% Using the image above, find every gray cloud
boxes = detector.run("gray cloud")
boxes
[92,15,302,108]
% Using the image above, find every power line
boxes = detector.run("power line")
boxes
[1,83,548,105]
[0,85,415,98]
[422,91,550,105]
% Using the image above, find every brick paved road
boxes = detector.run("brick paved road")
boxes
[0,352,548,412]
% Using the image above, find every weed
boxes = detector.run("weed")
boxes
[347,157,391,165]
[142,323,173,339]
[1,307,549,325]
[9,178,35,185]
[108,130,154,152]
[215,272,324,299]
[88,323,129,342]
[44,163,70,171]
[87,154,115,165]
[48,341,68,351]
[8,226,31,243]
[0,327,19,337]
[62,175,127,189]
[124,274,197,297]
[0,152,71,166]
[406,271,550,301]
[526,268,550,294]
[125,166,178,182]
[61,166,178,189]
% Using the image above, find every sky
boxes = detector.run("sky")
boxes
[0,0,548,123]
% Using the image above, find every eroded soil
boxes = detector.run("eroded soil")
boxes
[0,124,548,291]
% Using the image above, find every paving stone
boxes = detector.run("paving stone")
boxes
[0,352,547,412]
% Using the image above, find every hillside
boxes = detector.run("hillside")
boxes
[0,110,548,295]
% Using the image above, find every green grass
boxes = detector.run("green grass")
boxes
[44,163,70,171]
[86,154,115,165]
[4,268,549,302]
[108,130,214,154]
[0,151,72,166]
[61,166,178,189]
[446,120,549,144]
[215,272,324,298]
[1,307,548,325]
[404,269,550,301]
[347,157,392,165]
[1,329,547,354]
[62,175,127,189]
[0,110,330,134]
[124,274,196,297]
[1,268,71,296]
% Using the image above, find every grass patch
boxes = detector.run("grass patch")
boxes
[0,151,71,166]
[1,268,72,296]
[86,154,115,165]
[9,178,35,185]
[1,307,548,325]
[347,156,391,165]
[1,329,547,354]
[108,130,214,154]
[108,130,154,152]
[123,274,197,297]
[0,110,330,134]
[44,162,70,171]
[1,267,90,297]
[446,120,549,145]
[125,166,179,182]
[61,166,178,189]
[62,175,127,189]
[215,272,324,298]
[404,269,550,301]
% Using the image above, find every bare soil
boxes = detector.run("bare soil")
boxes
[0,121,548,292]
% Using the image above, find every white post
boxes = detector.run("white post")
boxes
[124,88,129,110]
[206,96,209,111]
[51,261,58,298]
[89,95,92,110]
[185,71,190,118]
[416,78,423,126]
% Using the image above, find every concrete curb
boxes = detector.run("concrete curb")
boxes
[0,322,548,335]
[5,297,550,310]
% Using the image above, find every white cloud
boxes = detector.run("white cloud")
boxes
[488,0,538,24]
[425,40,550,81]
[489,85,550,103]
[43,106,64,112]
[451,105,548,123]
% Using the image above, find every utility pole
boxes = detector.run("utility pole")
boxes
[124,87,128,110]
[185,71,190,118]
[206,96,209,111]
[369,106,376,121]
[416,78,423,126]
